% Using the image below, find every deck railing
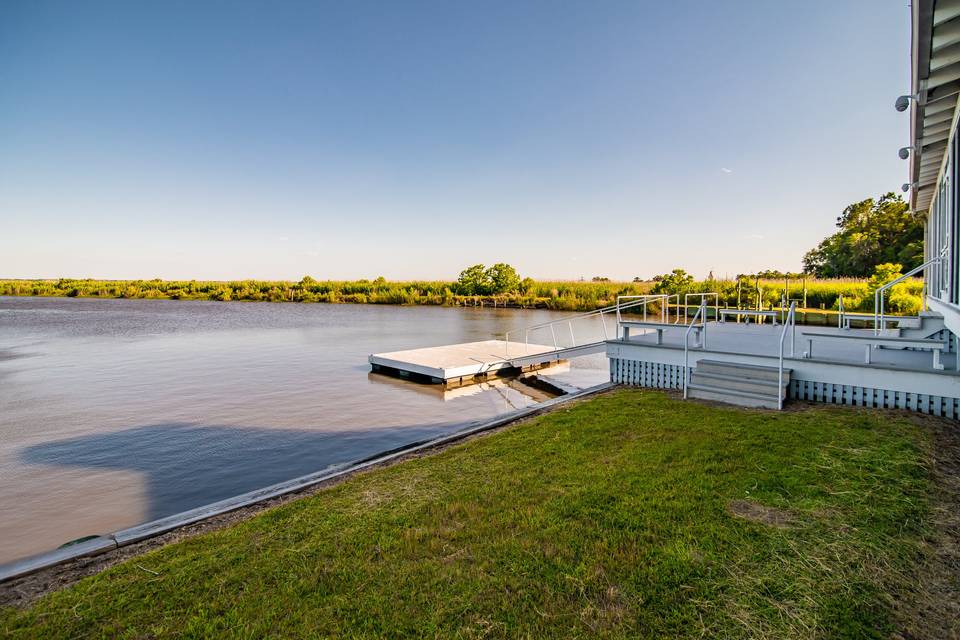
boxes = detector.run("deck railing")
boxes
[684,292,718,324]
[778,301,797,410]
[682,301,707,399]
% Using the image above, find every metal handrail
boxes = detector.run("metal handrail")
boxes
[684,292,718,324]
[666,294,681,323]
[874,252,943,335]
[682,301,707,399]
[615,294,672,324]
[777,301,796,411]
[504,295,662,358]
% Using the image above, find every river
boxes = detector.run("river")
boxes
[0,296,608,564]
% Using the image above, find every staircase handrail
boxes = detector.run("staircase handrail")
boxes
[778,301,797,411]
[874,251,944,335]
[682,301,707,399]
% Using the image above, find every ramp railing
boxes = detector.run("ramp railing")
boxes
[615,294,679,325]
[503,295,675,359]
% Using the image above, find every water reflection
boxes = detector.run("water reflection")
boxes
[0,297,609,563]
[21,421,454,522]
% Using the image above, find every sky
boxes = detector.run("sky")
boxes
[0,1,912,281]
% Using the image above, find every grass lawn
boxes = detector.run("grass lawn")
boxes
[1,389,954,638]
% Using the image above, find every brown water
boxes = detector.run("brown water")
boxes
[0,297,608,564]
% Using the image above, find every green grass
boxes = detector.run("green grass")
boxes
[0,390,938,638]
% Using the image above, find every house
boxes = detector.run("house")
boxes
[908,0,960,333]
[603,2,960,416]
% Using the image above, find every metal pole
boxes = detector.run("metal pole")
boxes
[879,289,884,333]
[791,302,796,357]
[701,301,707,349]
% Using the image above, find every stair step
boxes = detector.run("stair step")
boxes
[694,359,790,383]
[895,317,922,329]
[690,371,787,399]
[889,315,945,342]
[687,383,781,410]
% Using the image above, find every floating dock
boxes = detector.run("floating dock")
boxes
[369,340,565,387]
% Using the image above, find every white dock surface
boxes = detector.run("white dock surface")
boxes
[369,339,557,381]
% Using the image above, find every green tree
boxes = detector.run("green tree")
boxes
[456,264,491,295]
[803,193,923,277]
[651,269,694,294]
[867,263,923,315]
[867,262,903,296]
[486,263,521,294]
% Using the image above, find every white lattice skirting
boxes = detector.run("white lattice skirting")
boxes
[609,357,960,418]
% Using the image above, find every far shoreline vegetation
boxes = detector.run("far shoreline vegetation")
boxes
[0,267,924,317]
[0,192,927,315]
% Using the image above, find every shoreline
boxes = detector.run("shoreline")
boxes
[0,275,920,316]
[0,383,615,605]
[0,292,902,326]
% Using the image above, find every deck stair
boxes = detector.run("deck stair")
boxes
[686,360,790,410]
[894,311,945,340]
[857,312,946,344]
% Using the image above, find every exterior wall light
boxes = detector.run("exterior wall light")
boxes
[899,146,914,160]
[895,94,919,112]
[902,182,917,192]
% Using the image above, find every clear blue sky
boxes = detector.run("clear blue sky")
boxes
[1,1,911,281]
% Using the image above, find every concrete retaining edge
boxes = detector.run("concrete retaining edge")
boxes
[0,382,614,584]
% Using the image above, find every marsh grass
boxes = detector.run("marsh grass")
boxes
[0,390,945,638]
[0,276,922,314]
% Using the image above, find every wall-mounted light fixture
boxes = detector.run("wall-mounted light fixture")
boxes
[895,94,919,112]
[898,146,914,160]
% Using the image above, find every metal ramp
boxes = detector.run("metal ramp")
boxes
[506,341,606,368]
